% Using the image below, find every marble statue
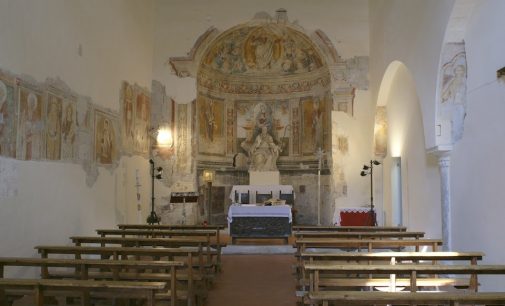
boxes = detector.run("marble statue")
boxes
[248,126,281,171]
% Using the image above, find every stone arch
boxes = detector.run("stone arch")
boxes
[433,0,479,147]
[375,61,441,237]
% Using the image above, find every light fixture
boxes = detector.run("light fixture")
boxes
[203,169,215,225]
[359,159,382,226]
[203,169,215,183]
[147,159,163,225]
[497,66,505,79]
[156,127,173,148]
[151,126,175,159]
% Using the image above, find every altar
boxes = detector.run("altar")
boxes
[227,204,292,244]
[229,185,295,204]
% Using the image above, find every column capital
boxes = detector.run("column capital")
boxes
[438,155,451,169]
[427,145,452,169]
[427,144,453,157]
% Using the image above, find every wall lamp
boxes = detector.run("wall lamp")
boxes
[360,159,381,226]
[156,127,174,148]
[203,169,215,225]
[152,126,174,159]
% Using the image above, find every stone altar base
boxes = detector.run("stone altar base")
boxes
[249,171,280,185]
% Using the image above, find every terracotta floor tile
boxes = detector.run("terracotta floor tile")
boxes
[206,254,298,306]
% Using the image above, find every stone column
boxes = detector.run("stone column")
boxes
[438,154,451,251]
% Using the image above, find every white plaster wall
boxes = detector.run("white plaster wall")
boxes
[332,89,377,223]
[0,0,155,259]
[451,0,505,290]
[369,0,455,149]
[377,63,441,238]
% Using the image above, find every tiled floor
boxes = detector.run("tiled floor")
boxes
[206,254,298,306]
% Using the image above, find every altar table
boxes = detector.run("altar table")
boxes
[229,185,295,204]
[227,204,292,244]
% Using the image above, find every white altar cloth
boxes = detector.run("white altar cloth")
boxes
[229,185,295,203]
[227,204,292,223]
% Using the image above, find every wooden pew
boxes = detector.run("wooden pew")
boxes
[117,224,225,247]
[307,290,505,306]
[304,263,505,293]
[297,251,484,290]
[0,257,183,306]
[0,278,166,306]
[35,245,205,305]
[300,251,484,264]
[295,238,443,254]
[293,225,407,232]
[97,228,224,272]
[294,231,425,239]
[69,236,217,273]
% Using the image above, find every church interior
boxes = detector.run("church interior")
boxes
[1,0,505,305]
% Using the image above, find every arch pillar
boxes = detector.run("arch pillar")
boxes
[428,145,453,251]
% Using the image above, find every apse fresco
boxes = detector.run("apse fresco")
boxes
[198,96,225,156]
[0,76,17,158]
[203,25,323,76]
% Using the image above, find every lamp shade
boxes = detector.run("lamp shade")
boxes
[203,169,215,182]
[156,127,173,147]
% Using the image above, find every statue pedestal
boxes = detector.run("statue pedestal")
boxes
[249,171,280,185]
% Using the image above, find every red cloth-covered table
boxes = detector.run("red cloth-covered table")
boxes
[338,208,375,226]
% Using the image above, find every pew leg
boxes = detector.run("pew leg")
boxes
[34,286,43,306]
[0,288,7,306]
[146,290,155,306]
[80,290,91,306]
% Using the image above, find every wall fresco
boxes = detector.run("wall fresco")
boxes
[134,88,150,155]
[94,109,118,165]
[301,96,326,155]
[438,42,467,143]
[291,106,300,155]
[176,104,188,173]
[17,86,43,161]
[373,106,387,158]
[45,93,62,160]
[226,106,234,155]
[121,82,150,156]
[0,75,17,158]
[197,96,225,156]
[121,82,135,153]
[61,99,76,160]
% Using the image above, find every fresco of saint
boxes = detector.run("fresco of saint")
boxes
[46,94,62,160]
